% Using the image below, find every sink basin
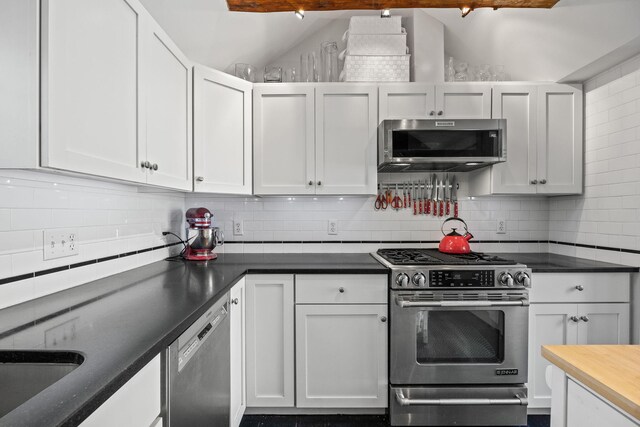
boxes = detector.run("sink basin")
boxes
[0,351,84,418]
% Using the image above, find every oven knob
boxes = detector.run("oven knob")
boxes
[412,273,426,287]
[498,272,514,287]
[395,273,410,287]
[515,272,531,288]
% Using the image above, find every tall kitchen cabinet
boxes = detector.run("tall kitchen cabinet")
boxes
[470,83,583,196]
[378,83,492,121]
[527,273,630,410]
[3,0,193,190]
[193,66,252,194]
[253,84,378,196]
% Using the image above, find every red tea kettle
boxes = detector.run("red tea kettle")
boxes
[439,217,474,254]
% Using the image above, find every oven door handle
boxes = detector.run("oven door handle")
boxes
[395,389,528,406]
[395,297,529,308]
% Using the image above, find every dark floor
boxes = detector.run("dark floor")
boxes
[240,415,550,427]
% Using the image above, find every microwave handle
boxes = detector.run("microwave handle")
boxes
[395,389,528,406]
[395,297,529,308]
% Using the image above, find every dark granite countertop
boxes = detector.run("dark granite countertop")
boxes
[0,253,387,427]
[494,253,639,273]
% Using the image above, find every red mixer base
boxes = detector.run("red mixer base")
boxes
[183,248,218,261]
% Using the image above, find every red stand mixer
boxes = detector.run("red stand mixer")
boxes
[183,208,224,261]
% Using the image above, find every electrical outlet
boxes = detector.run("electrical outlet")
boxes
[496,218,507,234]
[43,228,79,260]
[233,220,244,236]
[328,219,338,235]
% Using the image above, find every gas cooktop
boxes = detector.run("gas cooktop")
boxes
[375,248,517,266]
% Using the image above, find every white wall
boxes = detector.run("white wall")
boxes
[0,170,185,309]
[548,53,640,343]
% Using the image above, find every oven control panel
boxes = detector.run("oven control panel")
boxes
[429,270,494,288]
[391,267,531,289]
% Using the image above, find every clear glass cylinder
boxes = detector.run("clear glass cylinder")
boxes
[320,42,339,82]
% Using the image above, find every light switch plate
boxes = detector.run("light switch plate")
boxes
[43,228,79,260]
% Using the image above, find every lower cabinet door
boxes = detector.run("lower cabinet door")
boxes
[295,304,388,408]
[230,278,246,427]
[577,303,630,345]
[527,304,578,409]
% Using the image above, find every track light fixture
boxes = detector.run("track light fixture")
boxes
[381,9,391,17]
[295,9,305,19]
[461,6,473,17]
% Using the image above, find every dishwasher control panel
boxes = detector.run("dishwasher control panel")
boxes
[177,299,228,373]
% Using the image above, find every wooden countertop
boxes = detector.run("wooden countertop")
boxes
[542,345,640,420]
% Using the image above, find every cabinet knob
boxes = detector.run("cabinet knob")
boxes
[429,111,435,116]
[575,285,584,291]
[338,287,345,293]
[317,181,322,186]
[539,179,547,184]
[152,164,158,171]
[308,180,314,186]
[381,316,387,323]
[569,316,579,323]
[437,110,444,116]
[580,316,589,322]
[142,161,151,169]
[196,176,205,182]
[530,179,538,185]
[231,298,239,305]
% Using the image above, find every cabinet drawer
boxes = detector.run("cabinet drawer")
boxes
[295,275,387,304]
[531,273,629,303]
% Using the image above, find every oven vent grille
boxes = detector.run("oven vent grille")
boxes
[402,292,528,302]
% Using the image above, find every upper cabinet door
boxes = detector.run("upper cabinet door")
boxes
[378,83,436,122]
[536,85,583,195]
[41,0,145,182]
[193,66,252,195]
[435,84,492,119]
[143,20,193,191]
[490,85,538,194]
[253,85,316,195]
[315,85,378,195]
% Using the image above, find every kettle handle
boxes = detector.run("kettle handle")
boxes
[441,217,469,236]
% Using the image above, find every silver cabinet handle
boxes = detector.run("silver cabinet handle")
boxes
[569,316,579,323]
[429,111,435,116]
[308,180,314,185]
[396,296,528,308]
[231,298,239,305]
[381,316,387,323]
[395,390,527,407]
[196,176,205,182]
[437,110,444,116]
[575,285,584,291]
[539,179,547,184]
[338,287,345,293]
[580,316,589,322]
[152,164,158,171]
[141,161,151,169]
[530,179,538,185]
[317,181,322,186]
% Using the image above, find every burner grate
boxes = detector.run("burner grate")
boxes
[376,248,516,266]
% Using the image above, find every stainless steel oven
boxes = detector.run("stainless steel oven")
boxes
[391,290,529,385]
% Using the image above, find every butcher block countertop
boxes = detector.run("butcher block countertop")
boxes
[542,345,640,420]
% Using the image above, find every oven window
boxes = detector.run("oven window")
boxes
[392,130,500,158]
[416,310,505,364]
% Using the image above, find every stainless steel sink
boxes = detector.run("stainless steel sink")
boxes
[0,351,84,418]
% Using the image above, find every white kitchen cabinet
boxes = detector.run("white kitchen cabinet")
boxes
[295,304,388,408]
[253,84,378,196]
[245,275,295,407]
[253,85,316,195]
[230,278,246,427]
[470,83,583,196]
[40,0,146,182]
[80,354,161,427]
[378,83,491,121]
[527,273,630,411]
[143,19,193,191]
[536,85,583,195]
[315,85,377,195]
[194,66,252,195]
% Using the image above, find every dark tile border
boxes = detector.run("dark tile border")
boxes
[0,242,182,287]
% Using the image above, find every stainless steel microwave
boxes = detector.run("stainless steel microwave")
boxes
[378,119,507,172]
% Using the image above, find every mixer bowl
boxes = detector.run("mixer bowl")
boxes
[190,228,216,250]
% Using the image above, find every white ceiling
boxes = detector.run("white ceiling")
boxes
[140,0,640,81]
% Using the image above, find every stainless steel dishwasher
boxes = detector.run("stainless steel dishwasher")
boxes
[166,294,230,427]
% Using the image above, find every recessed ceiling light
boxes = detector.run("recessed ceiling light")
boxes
[294,9,304,19]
